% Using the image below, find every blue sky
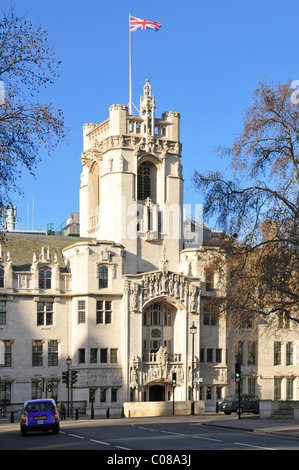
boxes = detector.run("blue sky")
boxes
[2,0,299,230]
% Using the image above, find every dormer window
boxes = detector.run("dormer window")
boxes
[39,268,52,289]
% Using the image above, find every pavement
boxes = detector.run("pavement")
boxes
[201,413,299,440]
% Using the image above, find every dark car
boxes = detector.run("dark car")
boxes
[219,394,259,415]
[20,399,60,435]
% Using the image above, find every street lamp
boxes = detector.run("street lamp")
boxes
[66,356,72,417]
[190,322,197,415]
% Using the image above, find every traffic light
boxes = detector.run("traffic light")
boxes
[71,370,78,387]
[62,371,69,388]
[235,363,241,382]
[89,391,95,403]
[38,378,45,392]
[172,372,177,387]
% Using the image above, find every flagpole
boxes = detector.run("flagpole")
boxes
[129,13,132,115]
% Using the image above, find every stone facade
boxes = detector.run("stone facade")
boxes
[1,81,299,415]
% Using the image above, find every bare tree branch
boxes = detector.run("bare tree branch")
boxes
[0,7,65,208]
[193,79,299,326]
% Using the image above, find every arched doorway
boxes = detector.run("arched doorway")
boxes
[149,385,165,401]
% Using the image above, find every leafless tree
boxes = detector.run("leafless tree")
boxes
[193,79,299,327]
[0,7,65,207]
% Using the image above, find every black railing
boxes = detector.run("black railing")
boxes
[0,400,87,421]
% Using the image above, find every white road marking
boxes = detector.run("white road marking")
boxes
[234,442,277,450]
[160,430,184,436]
[136,426,155,432]
[192,435,223,443]
[90,439,110,445]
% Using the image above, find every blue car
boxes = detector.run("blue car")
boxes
[20,399,60,435]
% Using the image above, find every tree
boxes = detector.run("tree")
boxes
[193,79,299,327]
[0,8,65,208]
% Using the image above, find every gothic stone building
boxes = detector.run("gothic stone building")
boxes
[1,81,298,416]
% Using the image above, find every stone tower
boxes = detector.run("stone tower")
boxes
[79,80,183,273]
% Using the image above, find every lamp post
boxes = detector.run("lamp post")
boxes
[190,322,197,415]
[66,356,72,417]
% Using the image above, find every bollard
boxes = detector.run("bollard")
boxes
[106,407,110,419]
[75,409,79,420]
[11,411,14,423]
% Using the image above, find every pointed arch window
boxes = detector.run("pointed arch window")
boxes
[137,162,152,201]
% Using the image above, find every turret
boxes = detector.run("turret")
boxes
[109,104,129,136]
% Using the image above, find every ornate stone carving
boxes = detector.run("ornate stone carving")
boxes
[17,273,32,289]
[141,346,184,387]
[77,368,122,387]
[159,245,168,273]
[129,356,139,389]
[82,133,182,164]
[130,283,139,312]
[126,271,200,315]
[200,367,228,385]
[80,147,103,167]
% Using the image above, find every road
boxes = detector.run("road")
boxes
[1,415,299,455]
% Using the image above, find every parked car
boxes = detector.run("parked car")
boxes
[20,399,60,435]
[219,394,260,415]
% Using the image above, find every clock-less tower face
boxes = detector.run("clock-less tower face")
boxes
[79,80,183,274]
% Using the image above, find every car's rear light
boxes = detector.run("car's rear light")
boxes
[54,413,59,421]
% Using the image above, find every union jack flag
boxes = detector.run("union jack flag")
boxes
[129,16,161,32]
